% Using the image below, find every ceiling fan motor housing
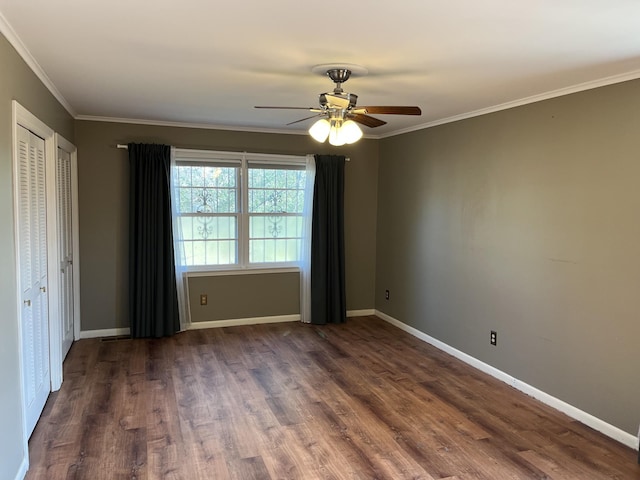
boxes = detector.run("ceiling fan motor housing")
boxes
[327,68,352,93]
[327,68,352,83]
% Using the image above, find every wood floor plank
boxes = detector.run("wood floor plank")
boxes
[145,338,187,479]
[228,455,272,480]
[26,316,640,479]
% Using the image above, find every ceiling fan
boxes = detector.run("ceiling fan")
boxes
[255,67,422,145]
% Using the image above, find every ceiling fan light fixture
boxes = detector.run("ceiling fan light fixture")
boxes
[328,119,347,146]
[258,64,421,145]
[341,120,363,144]
[309,118,331,143]
[311,117,363,146]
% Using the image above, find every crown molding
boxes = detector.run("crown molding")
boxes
[75,114,381,139]
[381,68,640,139]
[0,11,76,117]
[75,114,307,135]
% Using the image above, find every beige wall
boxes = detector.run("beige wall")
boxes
[376,78,640,435]
[0,33,74,478]
[74,120,378,331]
[188,272,299,322]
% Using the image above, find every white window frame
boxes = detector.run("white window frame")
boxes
[173,149,308,273]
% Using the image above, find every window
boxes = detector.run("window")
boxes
[173,150,308,269]
[174,162,239,266]
[248,164,306,263]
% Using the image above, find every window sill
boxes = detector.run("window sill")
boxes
[185,265,300,277]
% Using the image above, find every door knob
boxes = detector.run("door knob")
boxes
[23,300,31,307]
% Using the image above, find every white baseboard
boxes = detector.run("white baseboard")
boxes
[188,314,300,330]
[347,309,376,317]
[14,454,28,480]
[375,309,639,451]
[79,327,131,339]
[78,309,376,338]
[188,309,375,330]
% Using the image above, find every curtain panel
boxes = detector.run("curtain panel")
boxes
[169,147,189,330]
[310,154,346,325]
[128,143,180,337]
[299,155,316,323]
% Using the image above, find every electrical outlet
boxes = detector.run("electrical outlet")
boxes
[200,294,208,306]
[490,330,497,346]
[385,289,390,300]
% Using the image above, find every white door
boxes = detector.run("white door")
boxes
[17,125,51,438]
[57,147,74,359]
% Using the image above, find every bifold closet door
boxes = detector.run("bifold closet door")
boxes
[17,124,51,438]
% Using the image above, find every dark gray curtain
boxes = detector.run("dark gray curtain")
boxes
[128,143,180,338]
[310,154,346,325]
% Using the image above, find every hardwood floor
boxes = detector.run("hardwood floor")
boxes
[27,316,639,479]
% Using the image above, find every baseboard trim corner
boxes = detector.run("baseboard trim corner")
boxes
[347,309,375,317]
[79,327,131,339]
[374,309,638,451]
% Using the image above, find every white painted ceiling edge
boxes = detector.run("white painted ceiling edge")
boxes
[0,11,75,116]
[2,5,640,139]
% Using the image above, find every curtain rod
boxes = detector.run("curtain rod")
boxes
[116,144,349,161]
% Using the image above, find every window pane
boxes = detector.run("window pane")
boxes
[264,239,276,262]
[178,187,192,213]
[286,216,302,234]
[190,240,206,265]
[249,238,296,263]
[174,165,238,214]
[287,239,301,261]
[264,169,276,189]
[250,216,266,238]
[248,168,264,188]
[249,215,303,239]
[248,167,306,215]
[178,215,237,266]
[249,214,303,263]
[179,238,237,266]
[249,239,265,263]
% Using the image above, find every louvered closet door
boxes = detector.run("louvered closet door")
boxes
[57,147,74,359]
[17,125,51,438]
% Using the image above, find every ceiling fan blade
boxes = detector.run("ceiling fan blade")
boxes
[350,114,387,128]
[286,114,324,126]
[255,106,322,111]
[324,94,350,109]
[352,106,422,115]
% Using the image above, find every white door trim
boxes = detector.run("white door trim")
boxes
[54,134,81,343]
[12,101,59,454]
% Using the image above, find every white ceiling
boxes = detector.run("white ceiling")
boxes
[2,0,640,137]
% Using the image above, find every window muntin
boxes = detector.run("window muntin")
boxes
[173,152,307,269]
